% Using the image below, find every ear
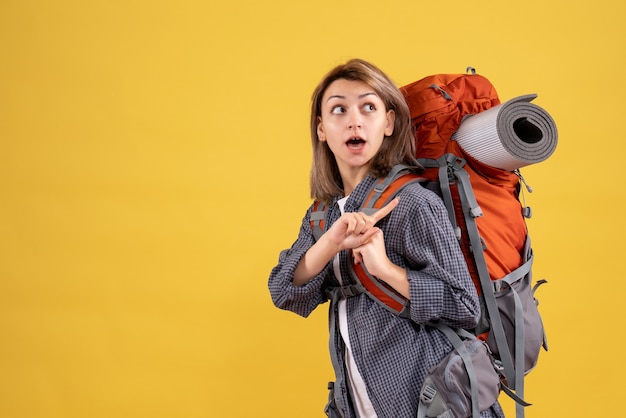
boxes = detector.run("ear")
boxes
[317,116,326,141]
[384,110,395,137]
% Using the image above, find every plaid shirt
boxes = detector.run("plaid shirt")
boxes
[269,174,504,418]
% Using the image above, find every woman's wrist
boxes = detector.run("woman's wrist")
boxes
[293,234,340,286]
[377,262,410,299]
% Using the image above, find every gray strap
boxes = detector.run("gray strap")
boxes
[325,279,375,418]
[455,169,531,418]
[512,234,533,417]
[325,283,366,300]
[362,164,411,213]
[531,273,550,350]
[532,279,548,295]
[311,202,327,242]
[493,256,533,291]
[451,159,483,218]
[521,235,549,353]
[327,289,347,417]
[492,236,539,417]
[510,281,527,418]
[416,400,427,418]
[501,257,532,284]
[501,383,531,407]
[454,169,516,388]
[310,210,326,221]
[418,155,483,235]
[437,159,459,234]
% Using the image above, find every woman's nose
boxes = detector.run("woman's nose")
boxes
[347,111,362,129]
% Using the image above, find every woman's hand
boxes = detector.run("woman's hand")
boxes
[325,198,399,252]
[352,228,389,276]
[293,198,399,286]
[352,221,410,299]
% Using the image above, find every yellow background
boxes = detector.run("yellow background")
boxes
[0,0,623,417]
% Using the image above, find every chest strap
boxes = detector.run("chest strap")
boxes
[325,282,367,301]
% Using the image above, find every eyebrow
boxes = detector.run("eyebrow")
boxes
[326,92,378,102]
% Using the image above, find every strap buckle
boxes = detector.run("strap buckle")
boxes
[420,385,437,404]
[325,283,366,300]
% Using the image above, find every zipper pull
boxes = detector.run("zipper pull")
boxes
[515,170,533,193]
[429,84,452,100]
[515,170,533,219]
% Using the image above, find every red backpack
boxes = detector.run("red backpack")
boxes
[400,68,549,418]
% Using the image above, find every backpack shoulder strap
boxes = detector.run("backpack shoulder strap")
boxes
[361,164,417,214]
[350,165,425,316]
[310,164,422,239]
[310,200,327,242]
[310,165,426,316]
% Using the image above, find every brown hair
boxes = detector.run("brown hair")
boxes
[309,59,419,203]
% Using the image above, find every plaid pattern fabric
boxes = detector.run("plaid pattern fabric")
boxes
[269,174,504,418]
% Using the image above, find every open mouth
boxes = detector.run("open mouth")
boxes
[346,137,365,147]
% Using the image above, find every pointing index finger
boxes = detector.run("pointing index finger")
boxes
[370,197,399,224]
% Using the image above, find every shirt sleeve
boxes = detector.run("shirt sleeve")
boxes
[391,186,480,329]
[267,206,331,318]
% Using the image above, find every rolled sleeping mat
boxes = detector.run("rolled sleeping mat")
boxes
[452,94,558,171]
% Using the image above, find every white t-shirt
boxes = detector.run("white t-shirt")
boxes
[334,197,377,418]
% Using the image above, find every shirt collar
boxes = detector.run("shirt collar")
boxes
[337,174,377,213]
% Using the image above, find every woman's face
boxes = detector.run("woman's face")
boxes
[317,78,395,179]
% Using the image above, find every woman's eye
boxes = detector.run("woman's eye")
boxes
[331,105,345,115]
[364,103,376,112]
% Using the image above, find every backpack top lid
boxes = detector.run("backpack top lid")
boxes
[400,71,501,161]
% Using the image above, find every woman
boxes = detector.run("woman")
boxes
[268,59,504,418]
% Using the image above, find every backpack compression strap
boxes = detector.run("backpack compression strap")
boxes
[418,155,483,241]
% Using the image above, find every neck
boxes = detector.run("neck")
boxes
[339,165,370,197]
